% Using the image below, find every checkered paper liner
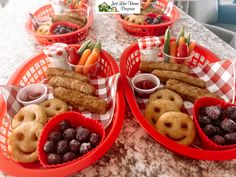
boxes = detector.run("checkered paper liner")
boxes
[0,73,120,129]
[138,36,161,50]
[146,0,174,17]
[129,59,236,117]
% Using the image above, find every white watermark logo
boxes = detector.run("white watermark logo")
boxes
[96,0,141,14]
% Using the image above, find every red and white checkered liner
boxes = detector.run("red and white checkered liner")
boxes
[138,36,161,50]
[0,73,120,129]
[129,59,236,117]
[145,0,174,17]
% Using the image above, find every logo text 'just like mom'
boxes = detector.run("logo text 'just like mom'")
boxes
[96,0,140,14]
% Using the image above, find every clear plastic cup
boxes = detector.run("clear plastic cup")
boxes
[162,48,195,65]
[16,84,48,106]
[131,73,160,98]
[67,59,99,75]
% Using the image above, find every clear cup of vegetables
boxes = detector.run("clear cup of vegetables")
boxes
[67,40,101,75]
[162,26,196,65]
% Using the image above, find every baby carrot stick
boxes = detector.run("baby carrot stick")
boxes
[78,48,91,65]
[178,36,186,47]
[188,41,196,56]
[83,51,100,74]
[76,48,91,73]
[170,41,177,57]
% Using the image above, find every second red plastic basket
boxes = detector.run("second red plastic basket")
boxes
[116,0,179,36]
[120,42,236,160]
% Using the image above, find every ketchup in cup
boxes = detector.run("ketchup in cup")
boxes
[135,80,156,90]
[16,84,48,106]
[22,92,43,102]
[135,80,157,98]
[132,74,160,99]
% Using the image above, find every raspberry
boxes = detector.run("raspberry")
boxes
[226,106,236,122]
[76,127,91,142]
[56,140,69,154]
[59,120,71,132]
[205,106,221,120]
[62,152,76,163]
[224,132,236,144]
[90,133,100,146]
[63,128,76,141]
[49,131,61,142]
[80,142,92,155]
[203,124,217,137]
[47,153,61,165]
[198,115,211,127]
[44,141,56,154]
[69,139,80,152]
[220,119,236,133]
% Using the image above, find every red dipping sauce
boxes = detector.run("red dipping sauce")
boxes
[22,92,43,102]
[134,80,157,98]
[135,80,156,90]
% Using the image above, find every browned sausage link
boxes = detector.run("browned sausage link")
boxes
[53,87,107,114]
[139,61,191,74]
[48,76,96,95]
[46,68,89,83]
[165,79,219,102]
[152,69,205,88]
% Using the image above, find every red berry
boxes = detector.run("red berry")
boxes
[57,51,63,56]
[68,47,79,65]
[177,43,188,57]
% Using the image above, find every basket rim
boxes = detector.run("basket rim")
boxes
[0,45,125,176]
[119,42,236,161]
[115,5,180,29]
[25,3,93,39]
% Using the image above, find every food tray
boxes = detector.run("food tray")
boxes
[120,42,236,160]
[0,45,125,177]
[25,3,93,45]
[116,0,180,37]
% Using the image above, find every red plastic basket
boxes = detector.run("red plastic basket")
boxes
[25,3,93,45]
[120,42,236,160]
[0,45,125,177]
[116,0,179,36]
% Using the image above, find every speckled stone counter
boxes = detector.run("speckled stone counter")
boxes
[0,1,236,177]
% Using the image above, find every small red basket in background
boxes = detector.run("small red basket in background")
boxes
[0,44,125,177]
[116,0,179,37]
[26,3,93,45]
[120,41,236,160]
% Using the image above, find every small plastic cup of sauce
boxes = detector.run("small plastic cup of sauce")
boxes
[16,84,48,106]
[131,74,160,98]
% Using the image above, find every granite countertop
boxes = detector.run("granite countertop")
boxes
[0,0,236,177]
